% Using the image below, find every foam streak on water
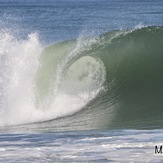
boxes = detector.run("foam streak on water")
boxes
[0,129,163,162]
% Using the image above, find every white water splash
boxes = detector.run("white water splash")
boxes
[0,30,106,126]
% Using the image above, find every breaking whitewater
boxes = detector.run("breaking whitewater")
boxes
[0,26,162,131]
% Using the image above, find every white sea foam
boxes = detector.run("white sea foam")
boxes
[0,30,106,126]
[0,130,163,162]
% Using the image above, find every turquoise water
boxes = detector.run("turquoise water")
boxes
[0,0,163,162]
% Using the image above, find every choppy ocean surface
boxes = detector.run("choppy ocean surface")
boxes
[0,0,163,162]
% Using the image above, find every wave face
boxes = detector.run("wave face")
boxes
[0,26,163,130]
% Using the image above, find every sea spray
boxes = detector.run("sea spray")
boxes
[0,31,106,126]
[0,30,42,125]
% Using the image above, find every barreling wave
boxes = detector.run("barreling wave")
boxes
[0,26,163,130]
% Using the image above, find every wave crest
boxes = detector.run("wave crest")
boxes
[0,26,163,129]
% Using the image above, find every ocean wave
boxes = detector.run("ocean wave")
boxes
[0,26,163,129]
